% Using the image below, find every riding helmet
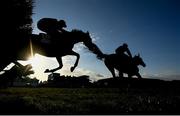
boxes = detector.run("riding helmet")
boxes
[37,18,58,33]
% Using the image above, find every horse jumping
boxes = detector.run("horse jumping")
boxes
[14,29,104,73]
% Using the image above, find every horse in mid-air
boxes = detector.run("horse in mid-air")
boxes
[15,29,103,73]
[104,53,146,78]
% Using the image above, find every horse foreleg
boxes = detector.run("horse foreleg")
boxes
[44,57,63,73]
[110,68,116,78]
[136,73,142,79]
[69,51,80,72]
[118,71,123,78]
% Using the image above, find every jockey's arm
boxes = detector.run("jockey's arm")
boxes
[126,48,132,58]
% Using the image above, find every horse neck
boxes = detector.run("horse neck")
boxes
[71,30,87,43]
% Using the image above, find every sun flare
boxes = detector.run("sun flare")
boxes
[28,54,41,68]
[22,54,58,81]
[27,54,57,70]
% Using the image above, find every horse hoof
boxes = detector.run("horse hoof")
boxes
[70,67,75,72]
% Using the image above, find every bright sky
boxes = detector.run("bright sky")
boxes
[16,0,180,81]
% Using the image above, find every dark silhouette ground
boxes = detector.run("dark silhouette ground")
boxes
[0,76,180,115]
[95,77,180,89]
[0,80,180,115]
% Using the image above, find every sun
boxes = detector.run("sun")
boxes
[28,54,41,68]
[26,53,57,73]
[24,54,49,81]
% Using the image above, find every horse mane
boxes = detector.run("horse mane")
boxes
[70,29,89,41]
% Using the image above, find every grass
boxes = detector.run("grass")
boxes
[0,87,180,114]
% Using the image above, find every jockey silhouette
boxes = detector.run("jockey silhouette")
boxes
[37,18,68,45]
[115,43,132,62]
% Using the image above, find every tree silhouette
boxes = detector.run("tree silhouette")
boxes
[0,0,33,71]
[0,63,34,87]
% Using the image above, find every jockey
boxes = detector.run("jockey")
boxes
[115,43,132,60]
[37,18,68,44]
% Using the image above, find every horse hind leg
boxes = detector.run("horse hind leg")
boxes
[69,51,80,72]
[109,68,116,78]
[136,73,142,79]
[104,60,116,78]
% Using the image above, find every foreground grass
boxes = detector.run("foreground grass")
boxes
[0,87,180,114]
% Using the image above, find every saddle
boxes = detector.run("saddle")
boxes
[39,33,51,44]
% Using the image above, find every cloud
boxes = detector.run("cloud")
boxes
[62,56,77,64]
[90,33,100,42]
[96,74,104,77]
[73,43,85,52]
[57,59,105,82]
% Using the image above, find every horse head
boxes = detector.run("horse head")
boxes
[133,54,146,67]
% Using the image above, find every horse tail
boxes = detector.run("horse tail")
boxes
[96,52,104,60]
[85,42,106,60]
[93,49,108,60]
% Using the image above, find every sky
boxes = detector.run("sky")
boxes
[16,0,180,81]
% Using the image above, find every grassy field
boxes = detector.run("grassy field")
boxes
[0,87,180,114]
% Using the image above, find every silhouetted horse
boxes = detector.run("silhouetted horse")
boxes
[104,54,146,78]
[14,29,103,73]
